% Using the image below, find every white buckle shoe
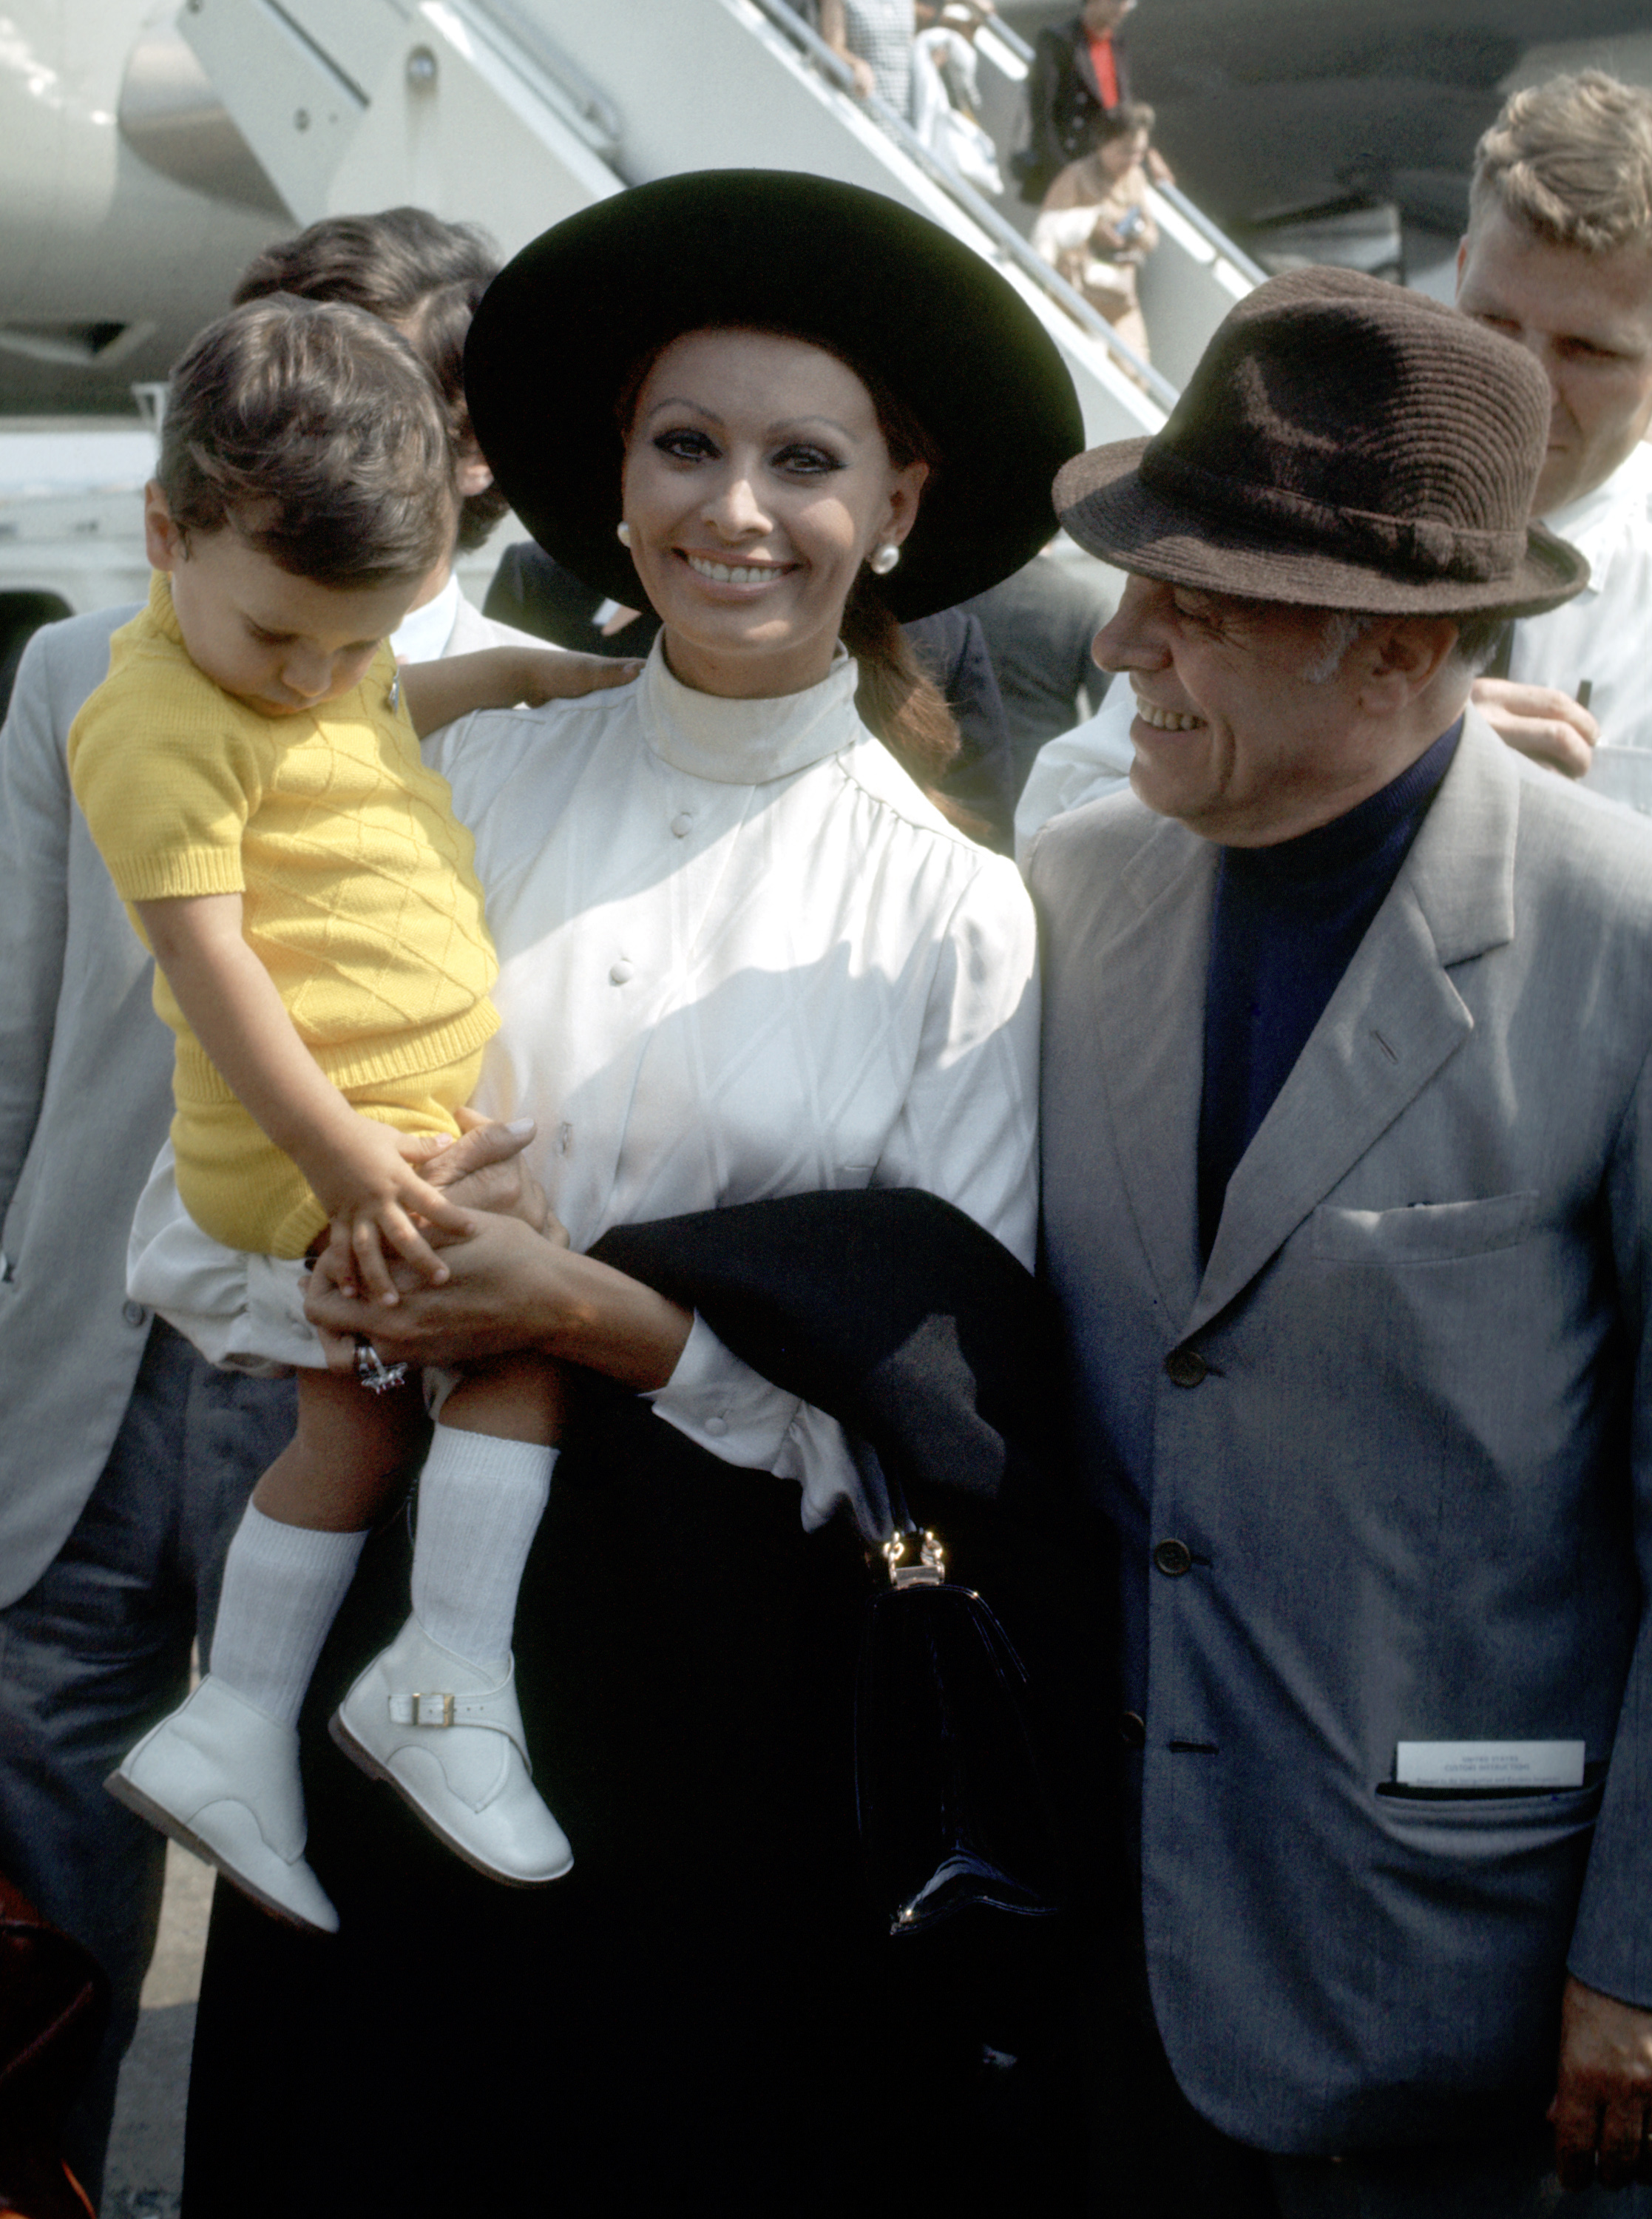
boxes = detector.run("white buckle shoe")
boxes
[105,1676,339,1935]
[328,1617,573,1885]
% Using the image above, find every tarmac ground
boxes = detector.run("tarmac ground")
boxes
[101,1840,211,2219]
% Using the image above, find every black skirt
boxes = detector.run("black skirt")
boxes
[180,1393,1083,2217]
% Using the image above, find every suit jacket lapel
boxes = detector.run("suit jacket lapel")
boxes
[1186,712,1522,1336]
[1088,813,1216,1326]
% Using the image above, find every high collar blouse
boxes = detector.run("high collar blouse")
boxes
[132,642,1038,1535]
[435,643,1039,1529]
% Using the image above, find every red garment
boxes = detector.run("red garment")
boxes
[1086,29,1120,109]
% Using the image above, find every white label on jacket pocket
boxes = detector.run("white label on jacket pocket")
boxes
[1395,1740,1585,1790]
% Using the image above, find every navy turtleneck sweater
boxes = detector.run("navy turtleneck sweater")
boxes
[1196,720,1463,1260]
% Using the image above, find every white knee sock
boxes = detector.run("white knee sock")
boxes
[208,1505,368,1728]
[410,1426,555,1674]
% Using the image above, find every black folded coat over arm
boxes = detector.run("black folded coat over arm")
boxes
[590,1186,1069,1530]
[590,1186,1117,1837]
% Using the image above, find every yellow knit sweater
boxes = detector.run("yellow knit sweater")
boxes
[67,574,499,1253]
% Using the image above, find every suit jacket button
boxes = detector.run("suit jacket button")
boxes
[1153,1539,1193,1577]
[1165,1348,1206,1388]
[1120,1709,1147,1749]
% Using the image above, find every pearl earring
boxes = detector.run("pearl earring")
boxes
[616,521,632,547]
[869,543,900,576]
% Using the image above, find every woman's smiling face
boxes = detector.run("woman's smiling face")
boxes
[620,327,927,698]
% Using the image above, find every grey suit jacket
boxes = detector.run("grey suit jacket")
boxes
[0,607,160,1607]
[0,589,534,1607]
[1032,709,1652,2153]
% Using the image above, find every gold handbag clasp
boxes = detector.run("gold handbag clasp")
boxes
[884,1528,946,1589]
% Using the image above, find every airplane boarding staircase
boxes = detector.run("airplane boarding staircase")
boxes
[0,0,1265,667]
[175,0,1262,445]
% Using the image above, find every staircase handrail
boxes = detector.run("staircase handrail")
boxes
[741,0,1179,411]
[1152,179,1266,285]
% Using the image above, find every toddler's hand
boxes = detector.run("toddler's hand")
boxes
[515,648,642,707]
[306,1114,476,1306]
[397,644,642,736]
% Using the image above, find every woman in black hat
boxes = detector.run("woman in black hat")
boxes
[178,172,1082,2216]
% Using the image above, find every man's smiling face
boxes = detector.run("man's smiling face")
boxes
[1091,578,1382,845]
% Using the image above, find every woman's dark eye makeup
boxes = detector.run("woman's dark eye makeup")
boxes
[775,442,844,476]
[655,426,719,462]
[651,426,846,475]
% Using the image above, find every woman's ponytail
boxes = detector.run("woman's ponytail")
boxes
[840,575,961,791]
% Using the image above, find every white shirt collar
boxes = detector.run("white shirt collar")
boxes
[390,573,461,663]
[637,637,864,785]
[1540,442,1652,599]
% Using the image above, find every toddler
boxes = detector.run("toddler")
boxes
[69,297,632,1932]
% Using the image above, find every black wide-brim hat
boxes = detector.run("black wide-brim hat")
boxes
[465,170,1084,623]
[1054,266,1588,618]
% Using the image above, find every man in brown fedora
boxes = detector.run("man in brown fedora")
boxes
[1032,266,1652,2212]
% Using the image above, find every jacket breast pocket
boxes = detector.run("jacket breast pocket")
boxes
[1306,1192,1537,1266]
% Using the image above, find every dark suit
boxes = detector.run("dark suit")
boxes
[905,604,1017,851]
[1019,17,1134,203]
[484,536,662,658]
[961,554,1114,770]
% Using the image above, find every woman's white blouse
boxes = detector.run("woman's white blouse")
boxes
[128,645,1039,1532]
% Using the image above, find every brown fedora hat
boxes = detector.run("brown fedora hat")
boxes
[1054,266,1587,617]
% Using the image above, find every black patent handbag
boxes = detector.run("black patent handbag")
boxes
[854,1522,1064,1951]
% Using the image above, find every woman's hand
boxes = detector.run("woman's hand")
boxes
[413,1110,562,1235]
[305,1208,691,1388]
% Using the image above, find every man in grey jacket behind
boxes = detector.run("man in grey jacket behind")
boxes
[0,206,544,2202]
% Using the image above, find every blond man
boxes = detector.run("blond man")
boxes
[1457,70,1652,809]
